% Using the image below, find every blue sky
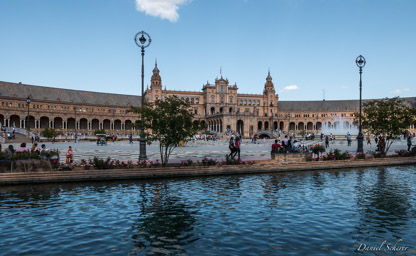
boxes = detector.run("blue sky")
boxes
[0,0,415,101]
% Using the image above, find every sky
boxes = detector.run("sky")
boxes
[0,0,415,101]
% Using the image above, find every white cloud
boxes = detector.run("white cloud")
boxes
[135,0,189,22]
[280,85,299,93]
[393,88,410,94]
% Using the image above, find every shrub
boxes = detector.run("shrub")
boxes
[10,152,41,160]
[310,144,326,155]
[148,160,160,168]
[92,156,112,169]
[322,149,351,161]
[79,159,93,170]
[50,159,60,169]
[395,150,416,157]
[180,159,193,166]
[356,152,366,160]
[58,163,74,171]
[40,149,60,159]
[0,151,7,160]
[93,129,106,136]
[138,160,147,167]
[202,158,217,166]
[224,154,243,165]
[373,152,385,158]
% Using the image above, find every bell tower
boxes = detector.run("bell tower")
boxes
[263,70,275,95]
[151,60,162,89]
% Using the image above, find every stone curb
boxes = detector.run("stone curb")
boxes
[0,157,415,186]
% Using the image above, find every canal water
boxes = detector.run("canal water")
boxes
[1,166,415,256]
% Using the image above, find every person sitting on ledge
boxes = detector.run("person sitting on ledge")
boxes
[281,135,289,152]
[31,143,40,155]
[293,140,301,152]
[16,143,30,153]
[271,140,283,153]
[6,145,15,157]
[65,146,73,164]
[288,136,294,152]
[40,144,49,153]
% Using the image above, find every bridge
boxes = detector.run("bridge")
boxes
[255,130,276,139]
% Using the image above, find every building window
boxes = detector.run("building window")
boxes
[211,96,215,103]
[196,98,199,104]
[248,100,251,105]
[229,97,233,104]
[191,98,194,104]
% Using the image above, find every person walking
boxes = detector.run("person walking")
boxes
[367,134,371,145]
[234,136,241,160]
[129,134,133,144]
[407,135,412,151]
[228,137,235,159]
[347,134,352,146]
[325,135,329,148]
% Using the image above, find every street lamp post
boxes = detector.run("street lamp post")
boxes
[74,107,77,143]
[356,55,366,153]
[135,31,151,160]
[26,97,31,138]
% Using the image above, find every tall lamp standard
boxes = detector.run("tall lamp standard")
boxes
[356,55,366,153]
[26,97,31,138]
[135,31,151,160]
[74,107,77,143]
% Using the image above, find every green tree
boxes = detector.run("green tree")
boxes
[360,97,416,155]
[94,129,106,136]
[131,96,201,166]
[41,128,56,141]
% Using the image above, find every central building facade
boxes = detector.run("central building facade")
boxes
[145,63,279,138]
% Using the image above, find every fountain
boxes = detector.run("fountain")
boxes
[319,117,359,136]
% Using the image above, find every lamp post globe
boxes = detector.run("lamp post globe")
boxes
[356,55,366,153]
[26,96,31,136]
[135,31,151,160]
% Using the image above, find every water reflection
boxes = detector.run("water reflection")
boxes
[354,167,415,247]
[0,167,415,255]
[130,182,198,255]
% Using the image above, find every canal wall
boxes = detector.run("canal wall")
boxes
[0,157,415,185]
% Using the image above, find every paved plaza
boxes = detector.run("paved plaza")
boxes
[3,138,412,163]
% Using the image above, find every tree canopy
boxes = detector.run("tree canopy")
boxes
[41,128,56,141]
[361,97,416,154]
[131,96,202,166]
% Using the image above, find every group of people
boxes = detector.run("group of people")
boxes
[228,136,241,159]
[0,142,50,158]
[31,134,41,144]
[271,135,301,153]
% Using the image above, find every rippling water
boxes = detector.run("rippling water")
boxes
[1,166,416,256]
